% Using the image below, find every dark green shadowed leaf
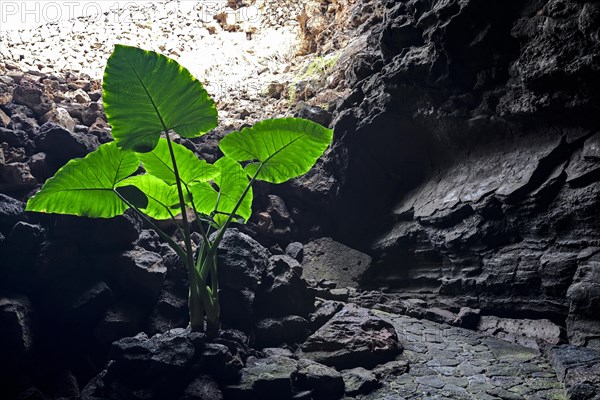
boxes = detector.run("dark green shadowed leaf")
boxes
[115,185,149,209]
[117,174,181,220]
[189,157,252,225]
[25,142,139,218]
[218,117,333,184]
[137,138,218,186]
[102,44,218,152]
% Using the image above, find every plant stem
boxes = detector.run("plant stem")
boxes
[162,133,204,331]
[208,165,264,254]
[114,190,187,260]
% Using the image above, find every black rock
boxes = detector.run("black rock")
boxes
[53,213,141,250]
[35,122,99,169]
[0,127,33,150]
[548,344,600,399]
[215,228,270,291]
[197,342,243,384]
[1,222,45,290]
[108,329,195,381]
[219,288,255,331]
[285,242,304,263]
[180,375,223,400]
[42,280,113,325]
[341,367,379,396]
[27,152,51,181]
[0,193,25,233]
[256,257,314,318]
[0,295,33,371]
[254,315,311,348]
[223,356,297,400]
[135,229,161,252]
[265,195,292,224]
[95,303,145,344]
[146,288,189,335]
[0,161,37,192]
[300,304,401,369]
[114,249,167,306]
[8,112,39,136]
[12,81,53,116]
[294,104,333,128]
[293,358,344,400]
[309,300,344,331]
[2,103,35,118]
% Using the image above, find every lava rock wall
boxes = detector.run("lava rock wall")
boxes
[327,0,600,349]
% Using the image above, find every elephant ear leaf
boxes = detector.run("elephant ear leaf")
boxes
[137,138,218,186]
[218,117,333,184]
[102,44,217,152]
[188,157,252,226]
[25,142,140,218]
[117,174,180,220]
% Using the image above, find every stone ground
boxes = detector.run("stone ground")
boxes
[362,311,567,400]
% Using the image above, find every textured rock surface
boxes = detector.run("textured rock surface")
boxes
[300,303,401,369]
[548,345,600,400]
[315,0,600,351]
[302,237,372,288]
[363,311,569,400]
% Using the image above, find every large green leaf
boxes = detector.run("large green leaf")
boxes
[26,142,139,218]
[188,182,218,216]
[117,174,181,220]
[218,118,333,184]
[103,44,217,152]
[189,157,252,225]
[137,138,218,186]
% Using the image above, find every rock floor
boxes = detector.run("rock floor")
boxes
[363,311,566,400]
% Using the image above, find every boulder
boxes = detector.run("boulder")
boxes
[53,213,141,249]
[12,81,53,116]
[95,303,145,344]
[219,288,255,331]
[477,316,564,351]
[254,316,311,348]
[567,252,600,349]
[300,304,401,369]
[256,255,314,318]
[0,193,25,233]
[35,122,99,169]
[40,107,76,132]
[341,367,379,396]
[0,127,33,149]
[309,299,344,331]
[0,161,37,192]
[27,152,51,181]
[223,356,298,400]
[215,228,270,290]
[7,112,39,136]
[115,249,167,305]
[548,344,600,399]
[302,237,371,289]
[285,241,304,262]
[0,295,33,370]
[294,358,344,400]
[180,375,223,400]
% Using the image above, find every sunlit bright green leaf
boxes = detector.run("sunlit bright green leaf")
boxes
[103,44,217,152]
[218,118,333,184]
[117,174,181,220]
[25,142,139,218]
[137,138,218,186]
[189,157,252,225]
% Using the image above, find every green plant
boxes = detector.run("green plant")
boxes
[26,44,333,335]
